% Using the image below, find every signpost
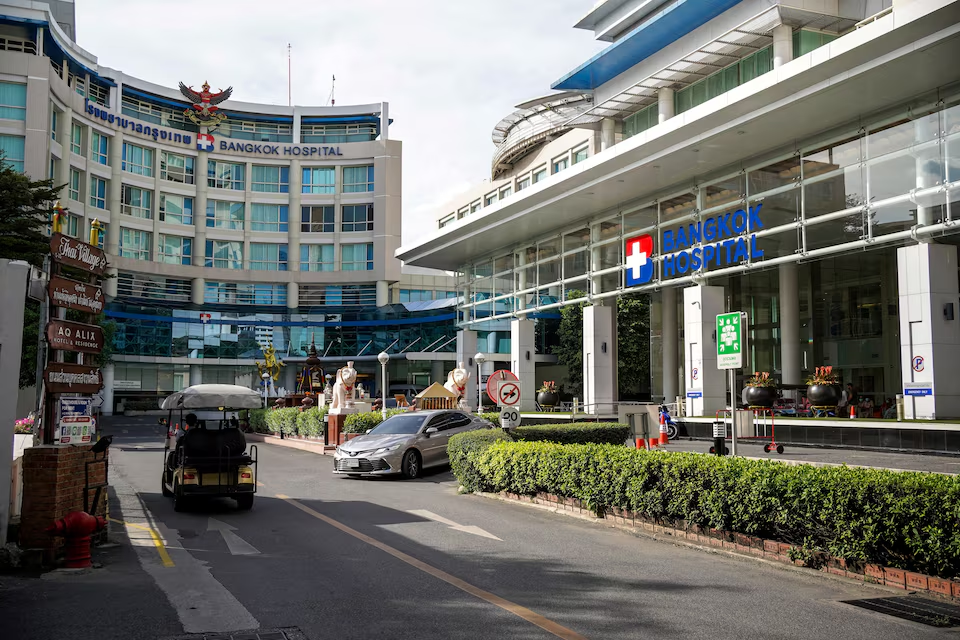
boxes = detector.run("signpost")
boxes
[499,407,521,430]
[716,312,747,456]
[48,275,104,314]
[45,319,105,354]
[43,363,103,394]
[486,369,518,405]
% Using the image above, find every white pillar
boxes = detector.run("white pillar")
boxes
[287,282,299,309]
[191,277,205,306]
[600,117,616,151]
[190,363,202,387]
[662,286,679,403]
[658,88,675,124]
[380,101,389,141]
[431,360,444,385]
[100,363,115,416]
[583,305,616,415]
[773,25,793,69]
[897,243,960,418]
[107,132,122,256]
[193,146,209,267]
[779,262,801,386]
[683,285,725,416]
[288,158,301,272]
[511,319,536,411]
[0,260,29,546]
[456,329,478,410]
[376,280,390,307]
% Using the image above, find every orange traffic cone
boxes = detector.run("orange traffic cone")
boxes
[649,437,659,449]
[659,412,669,445]
[635,438,647,449]
[849,404,856,419]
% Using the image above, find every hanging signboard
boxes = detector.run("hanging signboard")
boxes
[49,232,108,275]
[45,319,104,354]
[48,275,104,314]
[44,363,103,394]
[57,415,95,444]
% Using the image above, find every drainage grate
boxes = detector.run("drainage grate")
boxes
[160,628,308,640]
[842,596,960,627]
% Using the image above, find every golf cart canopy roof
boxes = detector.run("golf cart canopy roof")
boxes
[160,384,263,410]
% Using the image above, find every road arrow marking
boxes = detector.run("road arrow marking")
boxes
[207,518,260,555]
[406,509,502,541]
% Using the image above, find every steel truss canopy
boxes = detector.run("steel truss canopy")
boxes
[566,6,858,127]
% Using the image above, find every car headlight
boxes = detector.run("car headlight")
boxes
[374,444,401,455]
[335,446,342,455]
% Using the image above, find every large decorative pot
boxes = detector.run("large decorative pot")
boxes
[743,386,777,408]
[807,384,840,407]
[537,391,560,408]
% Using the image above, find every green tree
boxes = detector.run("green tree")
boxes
[19,299,40,388]
[0,158,61,268]
[617,293,651,400]
[551,290,586,396]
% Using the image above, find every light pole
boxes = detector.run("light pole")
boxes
[261,372,271,408]
[474,352,486,413]
[377,351,390,420]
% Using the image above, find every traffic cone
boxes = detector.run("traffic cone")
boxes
[849,404,856,419]
[635,438,646,449]
[659,412,669,445]
[649,436,659,449]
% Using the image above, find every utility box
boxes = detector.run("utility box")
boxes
[734,410,754,437]
[618,403,660,438]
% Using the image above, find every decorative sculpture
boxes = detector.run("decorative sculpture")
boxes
[256,343,285,382]
[444,362,471,410]
[330,361,358,411]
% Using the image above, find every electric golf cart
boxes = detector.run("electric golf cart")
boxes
[160,384,260,512]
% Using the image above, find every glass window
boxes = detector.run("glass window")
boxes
[300,244,334,271]
[341,243,373,271]
[0,134,24,172]
[91,131,108,165]
[553,156,569,173]
[623,103,659,140]
[251,165,289,193]
[484,192,497,206]
[301,205,334,233]
[0,82,26,120]
[50,108,58,141]
[68,168,81,201]
[499,186,512,199]
[121,185,152,219]
[342,165,374,192]
[572,147,588,164]
[206,200,244,230]
[532,166,547,183]
[158,234,192,265]
[120,228,151,260]
[470,200,481,212]
[159,194,194,225]
[205,240,243,269]
[439,213,456,228]
[207,160,245,190]
[251,203,288,232]
[517,176,531,191]
[89,176,107,209]
[399,289,433,302]
[342,204,373,232]
[70,123,82,155]
[793,29,837,59]
[249,243,288,271]
[60,213,80,238]
[302,167,335,194]
[161,151,195,184]
[122,143,154,177]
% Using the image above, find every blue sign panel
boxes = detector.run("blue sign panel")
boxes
[904,387,933,397]
[686,391,703,398]
[59,397,93,417]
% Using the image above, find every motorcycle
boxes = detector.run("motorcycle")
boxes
[659,405,680,440]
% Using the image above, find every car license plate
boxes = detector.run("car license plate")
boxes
[344,458,361,468]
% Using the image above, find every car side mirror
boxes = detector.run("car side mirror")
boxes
[424,427,438,436]
[365,429,372,434]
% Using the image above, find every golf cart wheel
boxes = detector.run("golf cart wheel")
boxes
[763,444,771,453]
[708,446,716,454]
[776,444,784,454]
[161,475,172,497]
[724,447,730,455]
[401,449,421,479]
[236,494,254,510]
[172,482,188,512]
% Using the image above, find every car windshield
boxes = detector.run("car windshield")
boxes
[367,413,426,435]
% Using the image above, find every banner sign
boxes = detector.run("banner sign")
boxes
[44,363,103,393]
[46,319,104,354]
[50,233,107,275]
[48,275,104,314]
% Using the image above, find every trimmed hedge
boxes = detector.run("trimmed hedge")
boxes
[265,407,299,435]
[246,409,270,434]
[448,429,514,492]
[296,406,326,437]
[462,440,960,579]
[343,408,406,434]
[511,422,630,446]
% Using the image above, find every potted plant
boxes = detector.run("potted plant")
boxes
[537,381,560,409]
[743,372,778,408]
[806,366,840,407]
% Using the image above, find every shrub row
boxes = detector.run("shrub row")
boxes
[343,408,406,434]
[511,422,630,446]
[460,440,960,579]
[264,406,326,437]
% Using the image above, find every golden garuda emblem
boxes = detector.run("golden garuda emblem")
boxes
[178,80,233,128]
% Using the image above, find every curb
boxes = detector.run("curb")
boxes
[477,490,960,602]
[246,433,333,456]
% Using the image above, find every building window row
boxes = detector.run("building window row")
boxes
[300,243,374,272]
[300,122,378,144]
[0,82,26,121]
[301,203,373,233]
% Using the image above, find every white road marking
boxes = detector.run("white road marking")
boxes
[407,509,503,541]
[207,518,260,556]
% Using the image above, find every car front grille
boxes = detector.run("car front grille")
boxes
[335,457,390,472]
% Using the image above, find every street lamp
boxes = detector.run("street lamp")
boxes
[474,352,486,413]
[377,351,390,420]
[261,372,271,408]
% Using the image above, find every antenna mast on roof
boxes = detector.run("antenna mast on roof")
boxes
[287,43,292,107]
[327,74,335,106]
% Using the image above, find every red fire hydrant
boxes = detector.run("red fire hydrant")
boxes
[46,511,106,569]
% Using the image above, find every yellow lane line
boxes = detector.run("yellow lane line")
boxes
[275,494,586,640]
[108,517,175,568]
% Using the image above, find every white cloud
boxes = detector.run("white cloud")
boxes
[75,0,602,244]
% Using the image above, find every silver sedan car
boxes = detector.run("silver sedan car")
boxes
[333,410,493,479]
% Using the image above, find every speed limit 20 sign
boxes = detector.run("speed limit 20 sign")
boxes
[499,407,521,429]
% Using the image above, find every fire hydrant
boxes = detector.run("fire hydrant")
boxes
[46,511,106,569]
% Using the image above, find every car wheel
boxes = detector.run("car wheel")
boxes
[401,449,421,479]
[236,494,254,510]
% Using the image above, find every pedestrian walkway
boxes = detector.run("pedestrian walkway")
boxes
[664,438,960,474]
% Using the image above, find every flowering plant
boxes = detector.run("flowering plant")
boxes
[14,416,34,434]
[538,380,558,393]
[805,366,838,386]
[746,372,777,388]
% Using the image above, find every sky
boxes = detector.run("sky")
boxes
[74,0,603,246]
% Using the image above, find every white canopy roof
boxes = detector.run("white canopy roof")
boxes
[160,384,263,410]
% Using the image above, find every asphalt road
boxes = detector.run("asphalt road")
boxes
[20,419,960,640]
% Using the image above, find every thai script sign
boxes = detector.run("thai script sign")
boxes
[85,99,192,146]
[44,363,103,394]
[46,319,104,354]
[50,233,107,275]
[48,275,104,314]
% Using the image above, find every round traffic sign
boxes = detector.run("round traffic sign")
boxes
[913,355,924,372]
[486,369,518,404]
[497,382,520,406]
[499,407,521,429]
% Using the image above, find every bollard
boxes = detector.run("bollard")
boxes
[896,394,905,422]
